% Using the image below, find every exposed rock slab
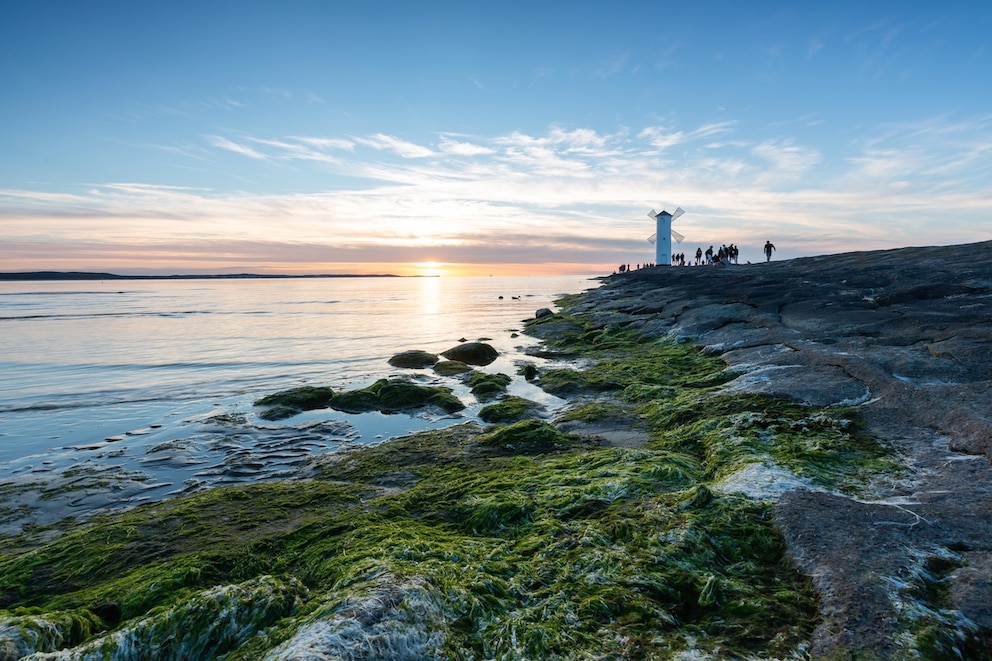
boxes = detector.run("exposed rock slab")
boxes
[579,241,992,657]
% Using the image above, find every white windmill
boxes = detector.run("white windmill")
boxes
[646,207,685,266]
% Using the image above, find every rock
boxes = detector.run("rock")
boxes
[468,372,512,401]
[433,360,473,376]
[329,378,465,414]
[518,363,538,380]
[254,386,336,419]
[387,350,439,369]
[535,307,553,319]
[477,419,583,454]
[569,240,992,658]
[478,396,544,423]
[440,342,499,366]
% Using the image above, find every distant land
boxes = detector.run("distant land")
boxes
[0,271,405,281]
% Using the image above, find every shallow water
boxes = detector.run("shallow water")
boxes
[0,274,596,529]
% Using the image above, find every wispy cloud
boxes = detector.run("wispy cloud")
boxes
[353,134,435,158]
[207,135,266,160]
[5,114,992,274]
[594,51,630,78]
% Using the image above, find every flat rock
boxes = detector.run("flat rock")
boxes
[572,240,992,657]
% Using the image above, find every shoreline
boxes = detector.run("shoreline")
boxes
[0,271,408,281]
[2,241,991,658]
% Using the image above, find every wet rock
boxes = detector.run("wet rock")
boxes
[440,341,499,366]
[576,240,992,658]
[467,372,512,401]
[387,350,439,369]
[330,378,465,414]
[478,396,544,423]
[255,386,335,411]
[433,360,473,376]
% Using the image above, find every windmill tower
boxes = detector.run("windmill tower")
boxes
[646,207,685,265]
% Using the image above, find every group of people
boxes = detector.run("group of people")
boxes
[673,243,740,266]
[614,240,777,274]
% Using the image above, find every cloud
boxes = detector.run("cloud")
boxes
[206,135,266,160]
[438,137,495,156]
[5,115,992,274]
[353,134,435,158]
[751,139,822,182]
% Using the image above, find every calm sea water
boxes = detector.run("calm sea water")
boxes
[0,275,597,526]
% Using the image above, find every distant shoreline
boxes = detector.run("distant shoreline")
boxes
[0,271,411,281]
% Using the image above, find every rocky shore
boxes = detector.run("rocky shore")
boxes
[559,241,992,658]
[1,241,990,659]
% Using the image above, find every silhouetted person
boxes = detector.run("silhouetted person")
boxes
[764,241,776,262]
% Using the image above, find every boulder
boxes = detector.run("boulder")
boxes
[440,342,499,366]
[433,360,473,376]
[387,350,439,369]
[329,378,465,414]
[535,307,553,319]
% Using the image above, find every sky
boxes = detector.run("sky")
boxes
[2,1,991,277]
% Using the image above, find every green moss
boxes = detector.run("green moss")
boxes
[476,419,588,454]
[517,362,538,380]
[327,378,465,414]
[0,287,908,658]
[467,371,512,401]
[478,396,543,423]
[253,386,335,410]
[433,360,472,376]
[555,400,630,423]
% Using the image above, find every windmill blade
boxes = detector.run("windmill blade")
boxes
[647,209,657,219]
[671,206,685,221]
[672,229,685,243]
[647,233,656,244]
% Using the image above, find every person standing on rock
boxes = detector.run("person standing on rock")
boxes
[764,241,776,262]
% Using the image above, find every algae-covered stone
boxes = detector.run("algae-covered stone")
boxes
[477,419,579,454]
[254,386,335,410]
[468,372,512,401]
[388,350,439,369]
[330,378,465,414]
[254,386,336,420]
[259,404,306,421]
[0,609,103,658]
[478,396,544,423]
[440,341,499,366]
[24,576,305,660]
[433,360,473,376]
[518,362,539,381]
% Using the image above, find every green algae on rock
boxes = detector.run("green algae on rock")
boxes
[440,341,499,366]
[254,386,335,411]
[432,359,472,376]
[387,349,439,369]
[478,395,544,423]
[467,371,512,401]
[0,278,914,659]
[329,378,465,414]
[254,378,465,419]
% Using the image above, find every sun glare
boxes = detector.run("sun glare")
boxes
[412,261,446,277]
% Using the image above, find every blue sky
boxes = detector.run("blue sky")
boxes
[2,1,990,275]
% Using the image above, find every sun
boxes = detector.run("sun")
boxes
[412,261,446,277]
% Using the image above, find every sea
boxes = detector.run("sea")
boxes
[0,274,598,530]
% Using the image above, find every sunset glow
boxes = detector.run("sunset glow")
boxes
[2,3,991,276]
